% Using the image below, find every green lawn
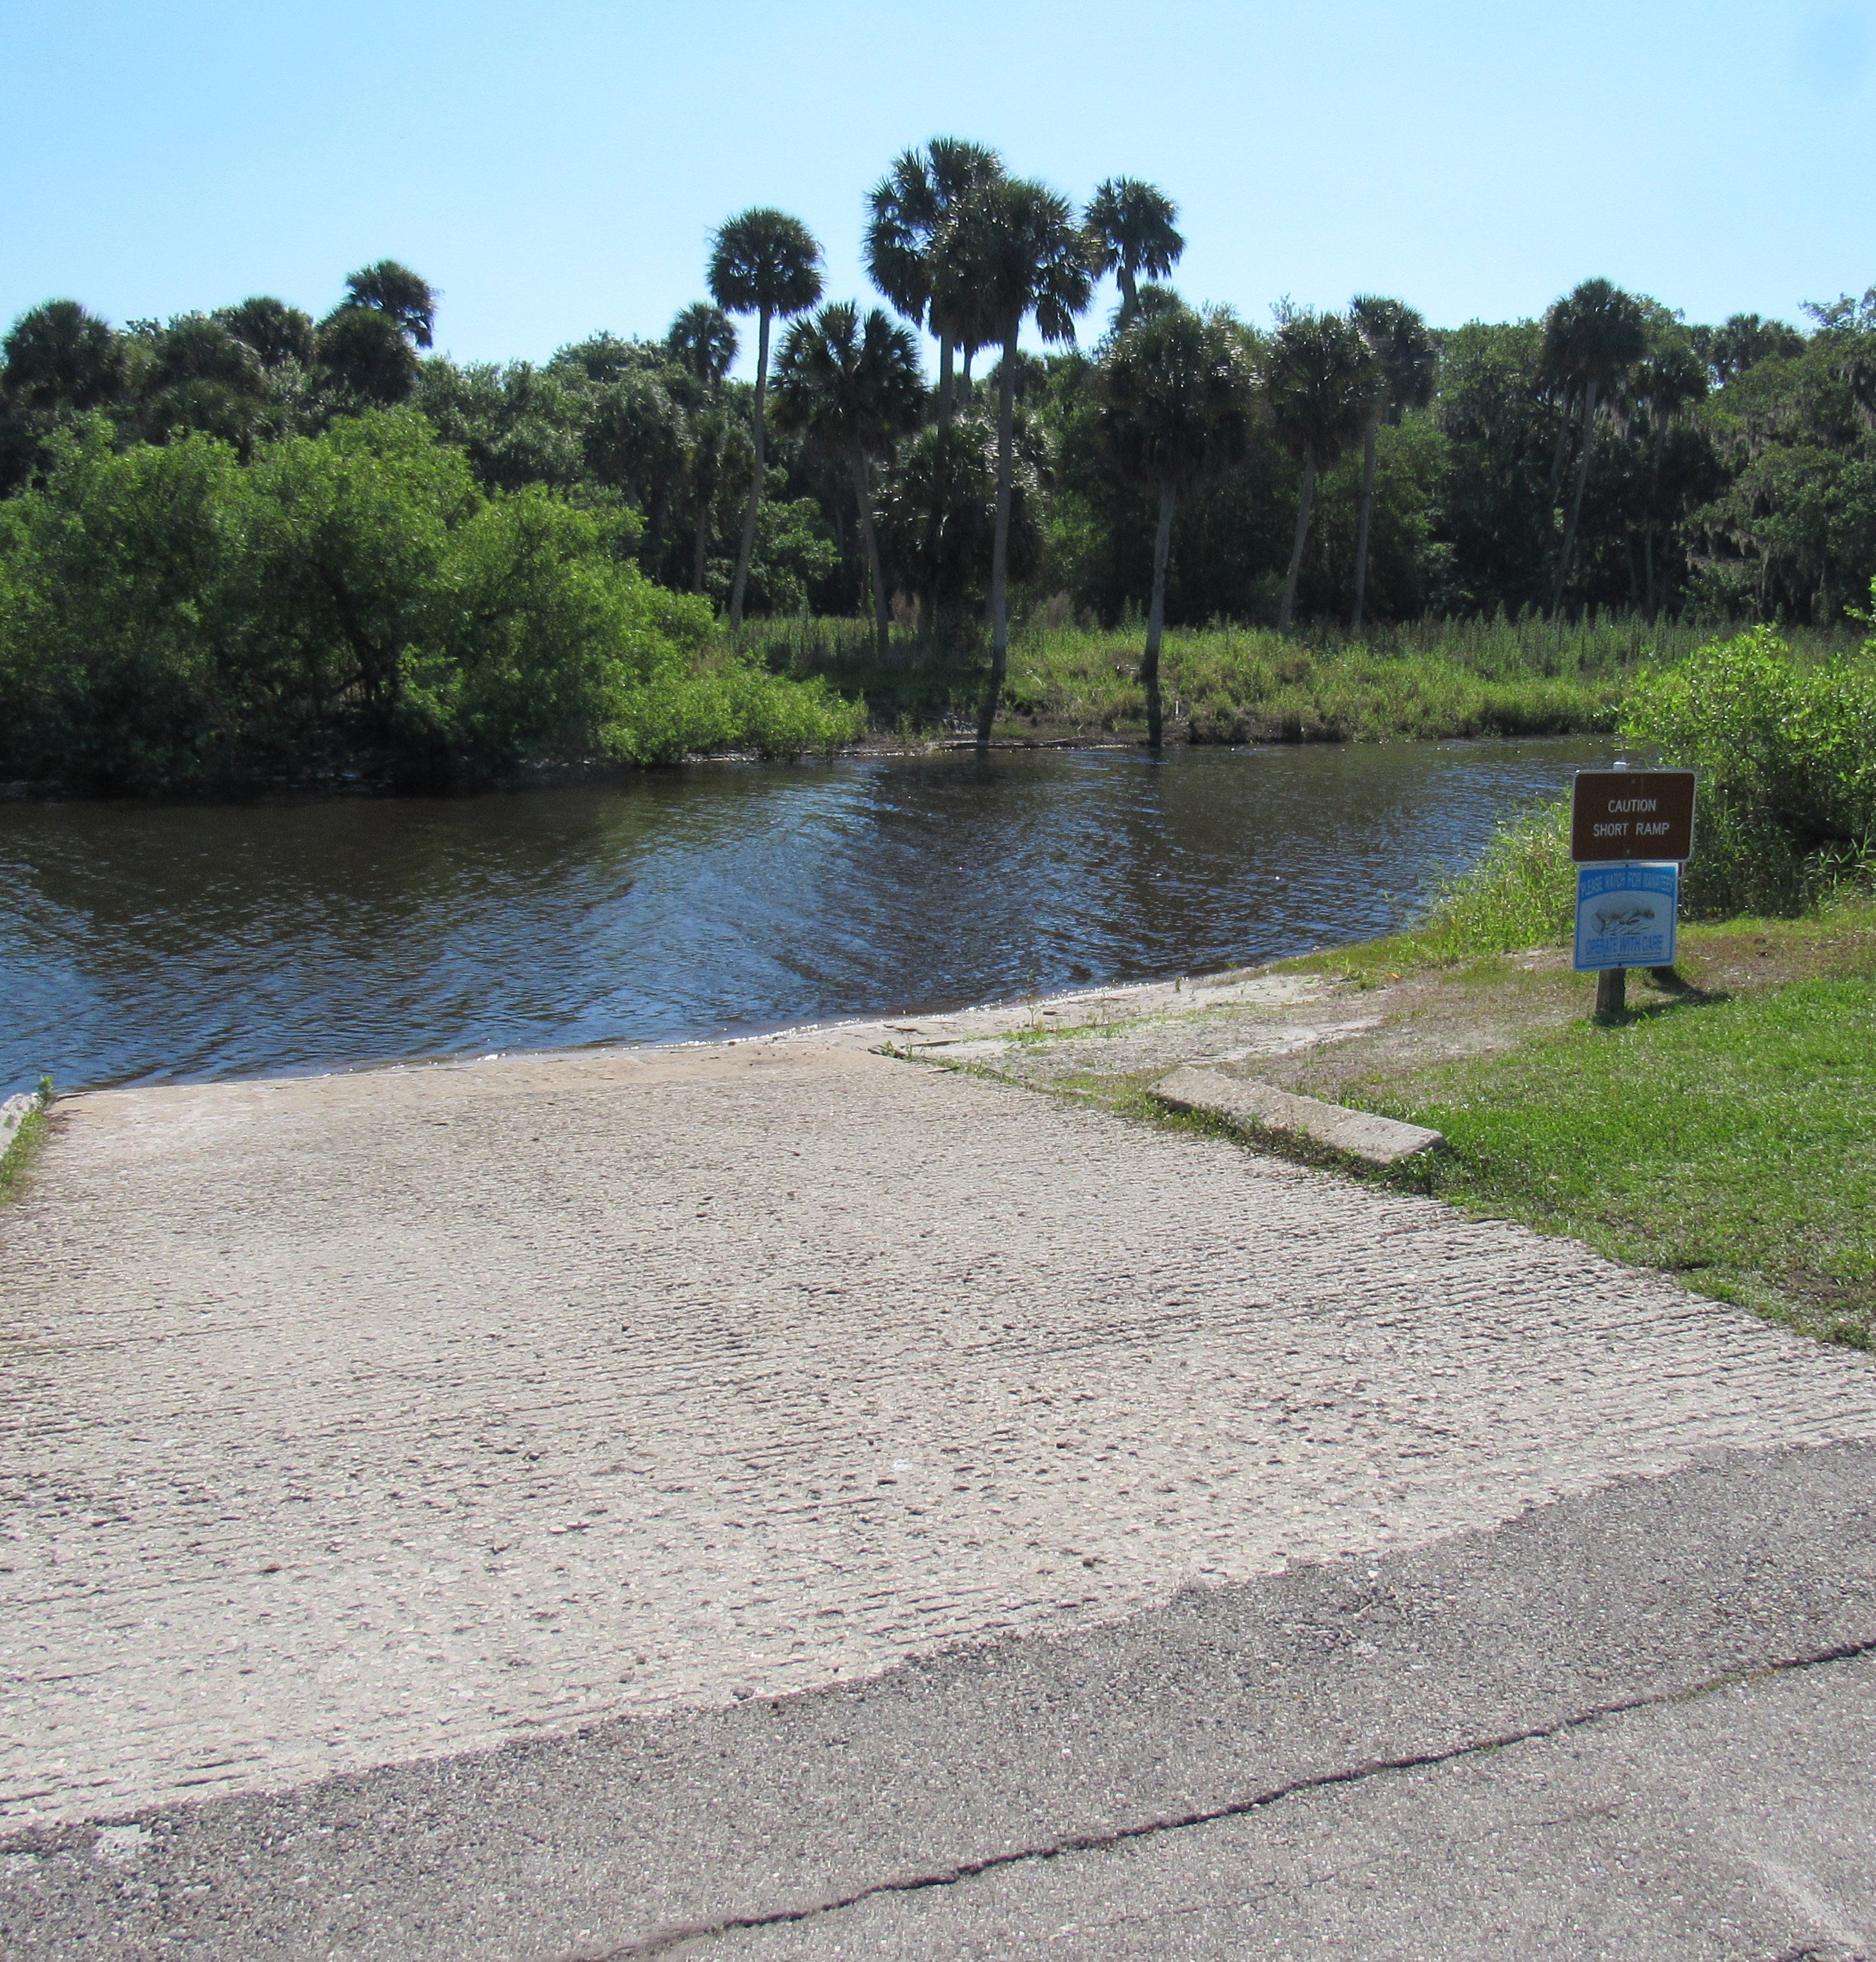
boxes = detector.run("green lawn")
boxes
[1376,977,1876,1347]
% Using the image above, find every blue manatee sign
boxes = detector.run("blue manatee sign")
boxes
[1574,863,1678,972]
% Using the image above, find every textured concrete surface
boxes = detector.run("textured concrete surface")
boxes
[1152,1065,1445,1163]
[4,1444,1875,1961]
[5,1030,1875,1843]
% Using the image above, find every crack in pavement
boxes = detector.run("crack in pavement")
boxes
[553,1632,1876,1962]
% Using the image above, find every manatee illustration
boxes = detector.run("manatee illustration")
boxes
[1593,902,1657,933]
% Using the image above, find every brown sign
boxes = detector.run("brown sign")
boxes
[1570,769,1697,863]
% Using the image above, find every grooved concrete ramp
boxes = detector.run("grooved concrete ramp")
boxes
[3,1037,1872,1845]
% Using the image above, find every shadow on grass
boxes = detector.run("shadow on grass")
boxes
[1595,967,1733,1027]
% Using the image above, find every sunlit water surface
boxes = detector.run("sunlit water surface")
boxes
[0,740,1625,1096]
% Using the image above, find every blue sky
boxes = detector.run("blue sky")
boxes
[3,0,1872,376]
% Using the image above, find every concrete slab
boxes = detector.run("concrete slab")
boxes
[1154,1064,1445,1165]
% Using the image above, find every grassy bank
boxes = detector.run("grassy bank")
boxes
[0,1079,53,1206]
[755,613,1861,746]
[1290,908,1876,1349]
[1265,658,1876,1347]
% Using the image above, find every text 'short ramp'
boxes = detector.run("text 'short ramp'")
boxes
[1569,770,1697,864]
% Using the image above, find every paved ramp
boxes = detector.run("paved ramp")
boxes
[3,1038,1873,1832]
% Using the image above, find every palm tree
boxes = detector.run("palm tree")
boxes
[1347,297,1435,631]
[666,302,738,387]
[1085,179,1185,332]
[931,178,1093,742]
[772,303,926,660]
[0,300,127,410]
[707,208,824,626]
[340,261,436,347]
[1541,278,1646,613]
[877,418,1011,642]
[1265,309,1376,631]
[315,307,420,404]
[1096,303,1250,746]
[682,407,751,597]
[864,139,1003,424]
[1697,312,1806,387]
[214,297,315,370]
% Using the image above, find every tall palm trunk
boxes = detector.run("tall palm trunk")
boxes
[1350,410,1380,632]
[1143,485,1174,749]
[851,453,892,663]
[728,305,771,628]
[1116,266,1140,331]
[937,336,955,427]
[692,492,710,593]
[975,329,1019,745]
[1550,376,1598,615]
[1278,456,1317,632]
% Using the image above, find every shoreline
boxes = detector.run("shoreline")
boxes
[0,725,1619,808]
[26,957,1309,1106]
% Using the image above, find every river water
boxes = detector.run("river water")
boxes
[0,739,1623,1096]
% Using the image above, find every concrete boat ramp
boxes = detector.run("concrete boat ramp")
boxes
[3,981,1875,1959]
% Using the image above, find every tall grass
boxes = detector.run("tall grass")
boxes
[1416,800,1576,958]
[755,611,1861,746]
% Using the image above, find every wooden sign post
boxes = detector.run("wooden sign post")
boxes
[1569,768,1697,1016]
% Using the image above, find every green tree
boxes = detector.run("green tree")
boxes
[1685,307,1876,622]
[667,303,739,387]
[138,314,271,452]
[551,332,653,385]
[680,404,746,593]
[1348,296,1434,630]
[878,414,1039,639]
[316,261,437,408]
[1085,179,1185,332]
[341,261,437,348]
[416,358,590,495]
[1266,309,1375,630]
[1624,323,1708,617]
[1695,313,1806,388]
[1541,278,1647,611]
[1432,320,1556,612]
[707,208,824,626]
[772,302,926,660]
[317,307,420,404]
[931,178,1092,740]
[1096,303,1250,744]
[1,300,127,412]
[214,298,315,370]
[864,139,1003,424]
[584,371,688,545]
[0,301,134,493]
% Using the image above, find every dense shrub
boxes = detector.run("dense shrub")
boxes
[1624,624,1876,913]
[1415,621,1876,953]
[0,413,859,792]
